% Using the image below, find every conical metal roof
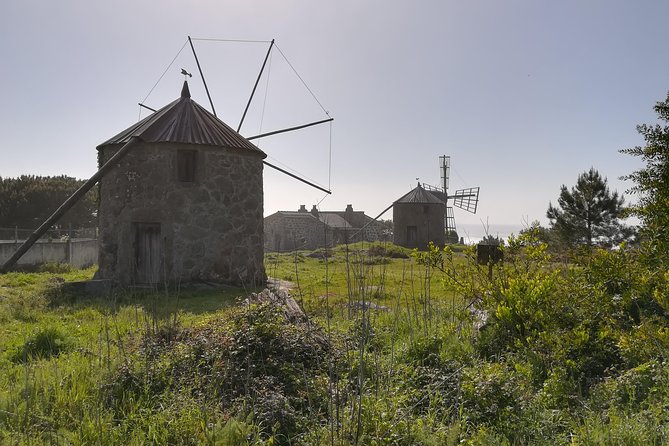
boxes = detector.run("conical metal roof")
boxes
[97,81,266,157]
[394,183,444,204]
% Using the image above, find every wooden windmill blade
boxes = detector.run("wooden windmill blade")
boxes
[450,186,480,214]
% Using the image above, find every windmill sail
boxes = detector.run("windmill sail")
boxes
[451,187,480,213]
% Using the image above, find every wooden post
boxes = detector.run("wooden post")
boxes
[476,244,503,281]
[65,238,72,265]
[238,39,274,132]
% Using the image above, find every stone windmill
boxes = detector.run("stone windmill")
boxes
[1,38,333,284]
[390,155,480,249]
[95,81,267,285]
[423,155,480,242]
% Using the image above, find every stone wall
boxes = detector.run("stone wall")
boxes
[393,202,445,249]
[264,213,326,251]
[264,209,387,252]
[356,218,387,243]
[97,142,265,285]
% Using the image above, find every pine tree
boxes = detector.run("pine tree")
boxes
[547,168,628,246]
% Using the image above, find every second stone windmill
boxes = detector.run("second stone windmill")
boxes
[393,156,480,249]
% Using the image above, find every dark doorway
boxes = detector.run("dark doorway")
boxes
[134,223,162,284]
[406,226,417,246]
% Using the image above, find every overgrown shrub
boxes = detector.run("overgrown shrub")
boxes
[366,243,410,259]
[102,295,335,444]
[460,361,528,428]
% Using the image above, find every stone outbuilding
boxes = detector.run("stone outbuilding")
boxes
[393,183,445,249]
[264,204,387,251]
[95,81,266,286]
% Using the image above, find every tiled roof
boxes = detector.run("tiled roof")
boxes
[97,81,266,157]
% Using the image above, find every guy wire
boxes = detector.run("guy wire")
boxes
[138,40,189,121]
[274,44,330,117]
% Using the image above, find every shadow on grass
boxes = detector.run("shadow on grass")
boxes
[46,281,265,319]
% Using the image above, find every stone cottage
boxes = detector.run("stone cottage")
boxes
[393,183,445,249]
[96,81,266,285]
[264,204,386,251]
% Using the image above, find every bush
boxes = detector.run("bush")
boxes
[460,361,528,428]
[9,325,73,362]
[102,294,335,444]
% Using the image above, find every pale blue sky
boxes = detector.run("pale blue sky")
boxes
[1,0,667,234]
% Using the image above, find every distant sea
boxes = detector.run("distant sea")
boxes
[456,223,526,245]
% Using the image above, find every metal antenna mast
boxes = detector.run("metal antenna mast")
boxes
[424,155,479,240]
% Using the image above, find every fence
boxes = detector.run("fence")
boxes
[0,237,98,269]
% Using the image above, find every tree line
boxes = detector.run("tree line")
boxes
[0,175,96,230]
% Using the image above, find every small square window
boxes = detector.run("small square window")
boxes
[177,150,197,182]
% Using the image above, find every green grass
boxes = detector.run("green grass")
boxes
[2,239,669,444]
[0,264,265,444]
[0,246,467,444]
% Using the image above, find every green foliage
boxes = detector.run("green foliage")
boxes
[366,243,411,259]
[621,91,669,265]
[0,175,96,230]
[5,232,669,444]
[480,234,503,245]
[571,407,669,445]
[547,168,630,247]
[102,299,333,444]
[478,232,639,397]
[461,361,528,429]
[411,227,669,442]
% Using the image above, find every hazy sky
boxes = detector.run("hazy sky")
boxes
[2,0,668,234]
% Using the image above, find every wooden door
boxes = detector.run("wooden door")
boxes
[134,223,162,284]
[406,226,417,246]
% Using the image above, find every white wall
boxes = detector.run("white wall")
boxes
[0,239,98,269]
